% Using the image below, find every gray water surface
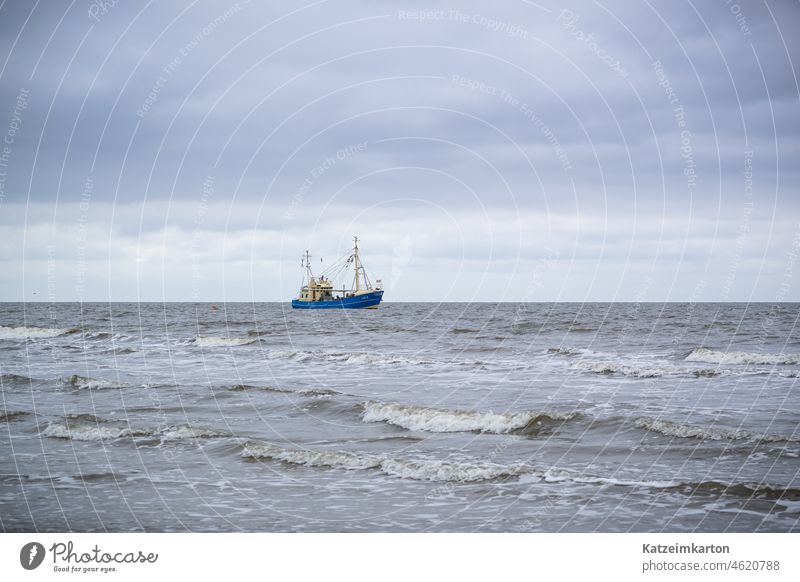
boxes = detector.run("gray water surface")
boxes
[1,302,798,532]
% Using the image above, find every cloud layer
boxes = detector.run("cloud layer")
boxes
[0,0,798,301]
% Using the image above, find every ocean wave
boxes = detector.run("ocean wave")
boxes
[194,336,257,347]
[266,349,491,368]
[101,347,138,355]
[63,374,126,390]
[158,426,230,440]
[221,384,340,397]
[56,472,131,485]
[572,360,720,378]
[0,410,29,422]
[267,349,433,366]
[64,413,108,424]
[547,346,583,356]
[361,401,578,434]
[242,442,382,470]
[43,423,151,441]
[665,480,800,500]
[509,321,543,334]
[225,384,288,393]
[242,442,524,482]
[247,330,277,337]
[298,388,342,398]
[635,416,796,443]
[0,325,76,340]
[518,469,800,499]
[1,373,35,384]
[243,440,800,488]
[43,421,229,442]
[686,347,798,365]
[380,458,525,482]
[518,468,677,488]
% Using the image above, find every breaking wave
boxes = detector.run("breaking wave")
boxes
[380,458,525,482]
[63,374,126,390]
[686,347,798,365]
[0,325,76,340]
[573,360,721,378]
[243,442,797,490]
[158,426,231,441]
[43,424,151,441]
[43,421,229,442]
[361,401,578,434]
[518,467,677,488]
[635,416,796,443]
[267,349,434,366]
[242,442,524,482]
[242,442,382,470]
[547,346,583,356]
[194,336,257,347]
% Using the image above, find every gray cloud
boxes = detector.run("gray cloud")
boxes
[0,0,798,301]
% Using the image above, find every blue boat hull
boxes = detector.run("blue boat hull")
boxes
[291,290,383,309]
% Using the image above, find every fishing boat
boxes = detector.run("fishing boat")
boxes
[291,236,384,309]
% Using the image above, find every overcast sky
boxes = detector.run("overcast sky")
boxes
[0,0,798,302]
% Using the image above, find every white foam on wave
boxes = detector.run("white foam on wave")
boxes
[159,426,230,440]
[380,458,524,482]
[242,442,525,481]
[63,375,126,390]
[572,360,720,378]
[635,416,793,443]
[244,440,800,487]
[242,442,382,470]
[194,336,256,347]
[43,422,229,442]
[0,326,73,340]
[686,347,798,365]
[362,401,577,434]
[267,349,431,366]
[243,441,677,484]
[546,346,601,357]
[42,424,151,441]
[518,468,678,488]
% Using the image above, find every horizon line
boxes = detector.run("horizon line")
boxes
[3,300,798,305]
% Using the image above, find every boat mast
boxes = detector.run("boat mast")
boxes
[353,236,360,292]
[303,250,313,284]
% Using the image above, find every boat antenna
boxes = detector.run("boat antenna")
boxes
[353,236,360,292]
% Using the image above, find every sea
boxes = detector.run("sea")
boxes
[1,302,798,532]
